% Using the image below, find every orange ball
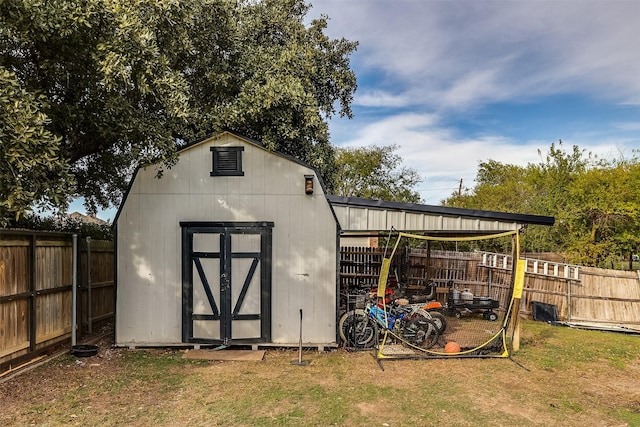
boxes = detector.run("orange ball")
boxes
[444,341,461,354]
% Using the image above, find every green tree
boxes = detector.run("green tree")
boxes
[561,159,640,266]
[522,141,594,254]
[333,144,422,203]
[444,141,640,268]
[447,159,532,213]
[0,0,357,222]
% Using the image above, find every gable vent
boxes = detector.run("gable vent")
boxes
[210,146,244,176]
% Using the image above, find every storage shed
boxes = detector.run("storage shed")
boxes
[115,131,554,350]
[115,132,339,348]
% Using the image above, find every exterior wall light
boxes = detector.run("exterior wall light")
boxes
[304,175,314,195]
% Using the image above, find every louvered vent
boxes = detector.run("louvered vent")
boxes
[210,146,244,176]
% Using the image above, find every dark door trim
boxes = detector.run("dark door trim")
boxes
[181,221,273,344]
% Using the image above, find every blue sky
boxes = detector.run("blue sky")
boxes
[81,0,639,220]
[310,0,640,204]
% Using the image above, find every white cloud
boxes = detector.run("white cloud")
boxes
[613,122,640,131]
[334,112,545,204]
[313,0,640,108]
[355,89,415,108]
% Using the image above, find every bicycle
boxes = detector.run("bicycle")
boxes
[339,297,441,350]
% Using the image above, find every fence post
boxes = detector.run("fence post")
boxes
[72,234,78,347]
[86,236,92,334]
[28,234,36,352]
[566,279,572,322]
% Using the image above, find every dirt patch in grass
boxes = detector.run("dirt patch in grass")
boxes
[1,322,640,426]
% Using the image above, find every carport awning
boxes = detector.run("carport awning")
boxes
[326,196,555,233]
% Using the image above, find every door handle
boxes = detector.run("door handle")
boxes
[220,273,230,290]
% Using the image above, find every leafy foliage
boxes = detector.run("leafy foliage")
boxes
[333,144,422,203]
[0,68,73,224]
[562,160,640,267]
[445,140,640,268]
[7,213,113,240]
[1,0,357,221]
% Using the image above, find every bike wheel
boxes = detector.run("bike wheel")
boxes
[403,318,440,349]
[338,310,377,348]
[427,312,447,334]
[410,308,447,335]
[420,318,441,349]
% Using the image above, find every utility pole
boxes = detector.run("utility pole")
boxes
[456,178,463,207]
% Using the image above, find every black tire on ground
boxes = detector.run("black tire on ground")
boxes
[420,318,441,349]
[428,312,447,334]
[338,310,377,348]
[403,318,440,349]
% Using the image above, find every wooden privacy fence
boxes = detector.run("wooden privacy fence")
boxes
[0,230,114,374]
[403,249,515,309]
[340,246,640,328]
[339,246,388,291]
[521,266,640,327]
[340,247,514,305]
[481,252,640,327]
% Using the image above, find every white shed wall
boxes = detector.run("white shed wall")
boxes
[116,133,338,346]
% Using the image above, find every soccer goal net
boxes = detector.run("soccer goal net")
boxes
[339,229,526,361]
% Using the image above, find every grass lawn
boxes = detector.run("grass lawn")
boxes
[1,320,639,426]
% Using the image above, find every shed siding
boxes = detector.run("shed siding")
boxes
[334,205,520,232]
[368,209,387,229]
[117,133,337,346]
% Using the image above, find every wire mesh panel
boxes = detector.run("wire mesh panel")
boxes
[339,230,523,361]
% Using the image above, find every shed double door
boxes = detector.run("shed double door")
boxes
[181,222,273,345]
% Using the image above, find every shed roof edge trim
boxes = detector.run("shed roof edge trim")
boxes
[326,195,555,226]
